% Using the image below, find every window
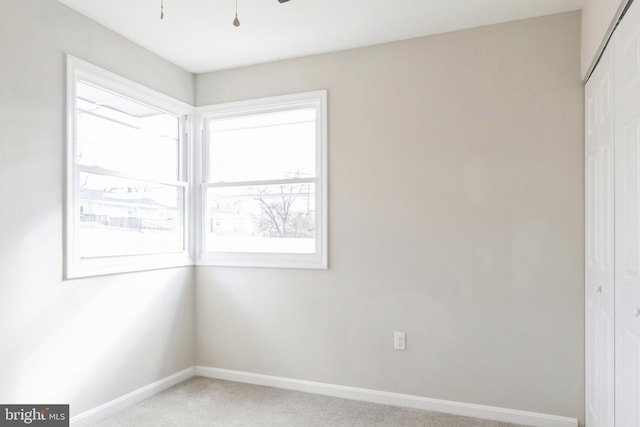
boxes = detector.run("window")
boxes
[197,91,327,268]
[65,56,192,278]
[65,57,326,275]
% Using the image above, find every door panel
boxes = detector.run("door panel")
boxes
[616,2,640,425]
[586,42,615,427]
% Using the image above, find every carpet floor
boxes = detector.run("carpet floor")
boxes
[90,377,527,427]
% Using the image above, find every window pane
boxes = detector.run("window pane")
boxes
[78,173,184,258]
[208,109,316,183]
[76,81,180,181]
[206,183,316,253]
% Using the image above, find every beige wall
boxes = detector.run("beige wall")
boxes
[195,12,584,422]
[0,0,195,417]
[581,0,626,78]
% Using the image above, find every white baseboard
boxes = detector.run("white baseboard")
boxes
[70,367,195,427]
[195,366,578,427]
[68,365,578,427]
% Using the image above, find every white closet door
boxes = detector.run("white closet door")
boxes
[586,40,616,427]
[615,1,640,425]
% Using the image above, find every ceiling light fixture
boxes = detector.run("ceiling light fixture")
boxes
[159,0,291,25]
[233,0,240,27]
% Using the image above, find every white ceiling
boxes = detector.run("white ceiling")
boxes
[57,0,585,74]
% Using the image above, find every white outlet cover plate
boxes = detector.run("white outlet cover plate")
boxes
[394,332,406,351]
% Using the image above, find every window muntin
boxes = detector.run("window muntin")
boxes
[198,91,327,268]
[66,56,192,278]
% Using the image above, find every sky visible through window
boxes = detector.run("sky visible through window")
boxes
[209,109,316,183]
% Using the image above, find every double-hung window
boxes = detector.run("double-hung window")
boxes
[65,56,192,278]
[197,91,327,268]
[66,57,327,276]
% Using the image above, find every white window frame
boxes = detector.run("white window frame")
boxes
[195,91,328,269]
[65,56,193,278]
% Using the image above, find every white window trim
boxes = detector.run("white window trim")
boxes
[195,91,328,269]
[65,55,194,279]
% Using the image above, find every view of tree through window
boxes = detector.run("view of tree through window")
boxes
[254,182,315,239]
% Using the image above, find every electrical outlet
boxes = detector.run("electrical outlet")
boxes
[394,332,406,351]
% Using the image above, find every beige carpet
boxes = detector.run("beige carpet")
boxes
[90,377,527,427]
